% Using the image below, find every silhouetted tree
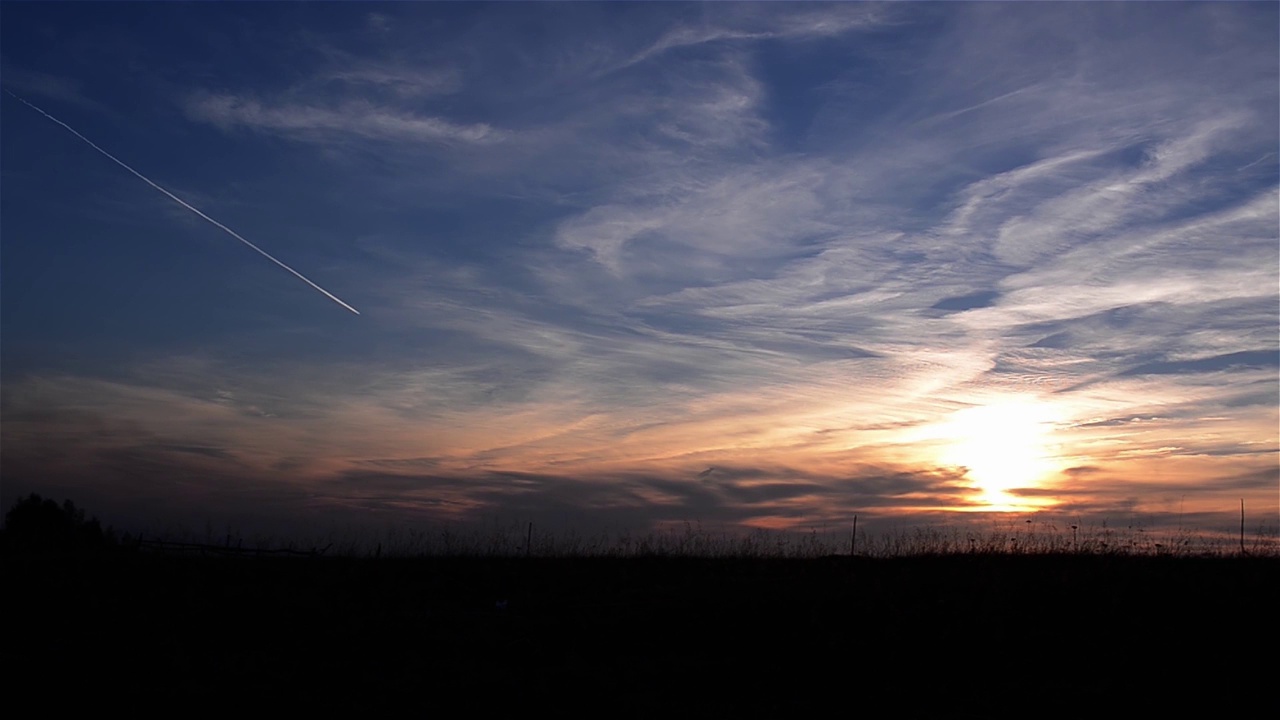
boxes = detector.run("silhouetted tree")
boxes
[1,494,114,554]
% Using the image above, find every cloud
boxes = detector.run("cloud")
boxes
[1119,350,1279,377]
[614,3,887,73]
[0,67,107,112]
[185,94,505,145]
[554,160,832,276]
[930,291,1001,313]
[324,66,461,98]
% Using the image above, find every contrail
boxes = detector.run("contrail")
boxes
[5,90,360,315]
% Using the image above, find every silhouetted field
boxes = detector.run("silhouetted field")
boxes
[6,544,1277,716]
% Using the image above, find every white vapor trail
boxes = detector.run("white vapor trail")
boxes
[5,90,360,315]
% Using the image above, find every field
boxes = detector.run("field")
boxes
[6,522,1278,716]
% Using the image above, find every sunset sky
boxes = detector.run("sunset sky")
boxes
[2,2,1276,542]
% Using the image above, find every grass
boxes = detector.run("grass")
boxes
[7,513,1278,715]
[130,513,1280,560]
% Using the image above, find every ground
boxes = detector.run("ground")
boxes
[6,553,1277,715]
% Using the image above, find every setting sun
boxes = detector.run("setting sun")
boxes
[936,399,1064,510]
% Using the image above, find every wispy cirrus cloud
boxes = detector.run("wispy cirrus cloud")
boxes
[185,94,504,145]
[0,67,109,113]
[323,65,461,98]
[612,2,888,74]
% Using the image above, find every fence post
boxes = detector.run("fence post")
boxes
[1240,499,1246,554]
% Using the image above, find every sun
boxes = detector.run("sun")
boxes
[936,399,1063,510]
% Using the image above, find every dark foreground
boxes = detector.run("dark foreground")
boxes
[6,552,1277,716]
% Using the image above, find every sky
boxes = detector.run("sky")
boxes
[2,2,1277,544]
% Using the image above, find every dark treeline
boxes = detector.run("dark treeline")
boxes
[0,493,122,554]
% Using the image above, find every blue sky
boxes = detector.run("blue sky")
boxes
[2,2,1277,541]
